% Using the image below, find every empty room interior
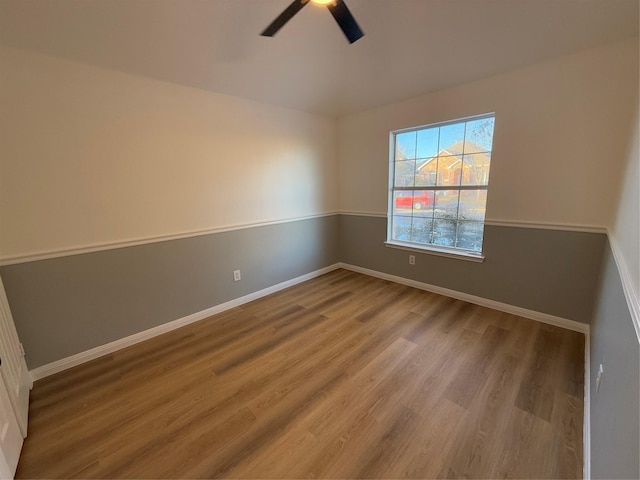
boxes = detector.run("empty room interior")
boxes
[0,0,638,478]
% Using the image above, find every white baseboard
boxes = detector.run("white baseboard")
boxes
[583,330,591,480]
[338,262,590,334]
[29,264,341,381]
[32,260,589,374]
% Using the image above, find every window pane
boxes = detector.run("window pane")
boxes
[464,117,495,153]
[432,219,456,247]
[392,216,412,242]
[393,191,412,215]
[394,160,415,187]
[461,153,491,186]
[393,190,434,216]
[434,190,460,219]
[436,155,462,187]
[414,158,437,186]
[413,190,434,218]
[456,221,484,252]
[416,128,439,159]
[459,190,487,221]
[395,131,416,160]
[411,217,433,244]
[438,122,465,153]
[411,190,434,213]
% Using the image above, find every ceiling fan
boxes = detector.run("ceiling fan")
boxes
[261,0,364,44]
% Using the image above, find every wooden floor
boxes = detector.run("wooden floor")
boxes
[17,269,585,479]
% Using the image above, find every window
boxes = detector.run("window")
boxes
[387,113,495,259]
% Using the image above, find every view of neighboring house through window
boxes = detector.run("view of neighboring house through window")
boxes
[388,114,495,256]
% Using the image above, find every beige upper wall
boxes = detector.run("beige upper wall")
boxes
[0,47,338,260]
[337,38,639,229]
[1,39,638,263]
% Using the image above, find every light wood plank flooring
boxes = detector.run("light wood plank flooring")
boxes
[17,269,585,479]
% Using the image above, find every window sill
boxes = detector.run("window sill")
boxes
[384,241,485,263]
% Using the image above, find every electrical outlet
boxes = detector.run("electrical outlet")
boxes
[409,255,416,265]
[233,270,241,282]
[596,363,604,392]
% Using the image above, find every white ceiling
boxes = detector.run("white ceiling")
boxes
[1,0,638,117]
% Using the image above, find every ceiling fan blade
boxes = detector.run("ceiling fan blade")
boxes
[261,0,309,37]
[327,0,364,44]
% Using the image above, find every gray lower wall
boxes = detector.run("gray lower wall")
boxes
[0,213,613,372]
[590,243,640,479]
[339,215,606,323]
[0,215,339,369]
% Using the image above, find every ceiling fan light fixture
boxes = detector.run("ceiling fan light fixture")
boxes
[261,0,364,44]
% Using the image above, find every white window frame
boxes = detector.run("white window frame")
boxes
[385,113,495,262]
